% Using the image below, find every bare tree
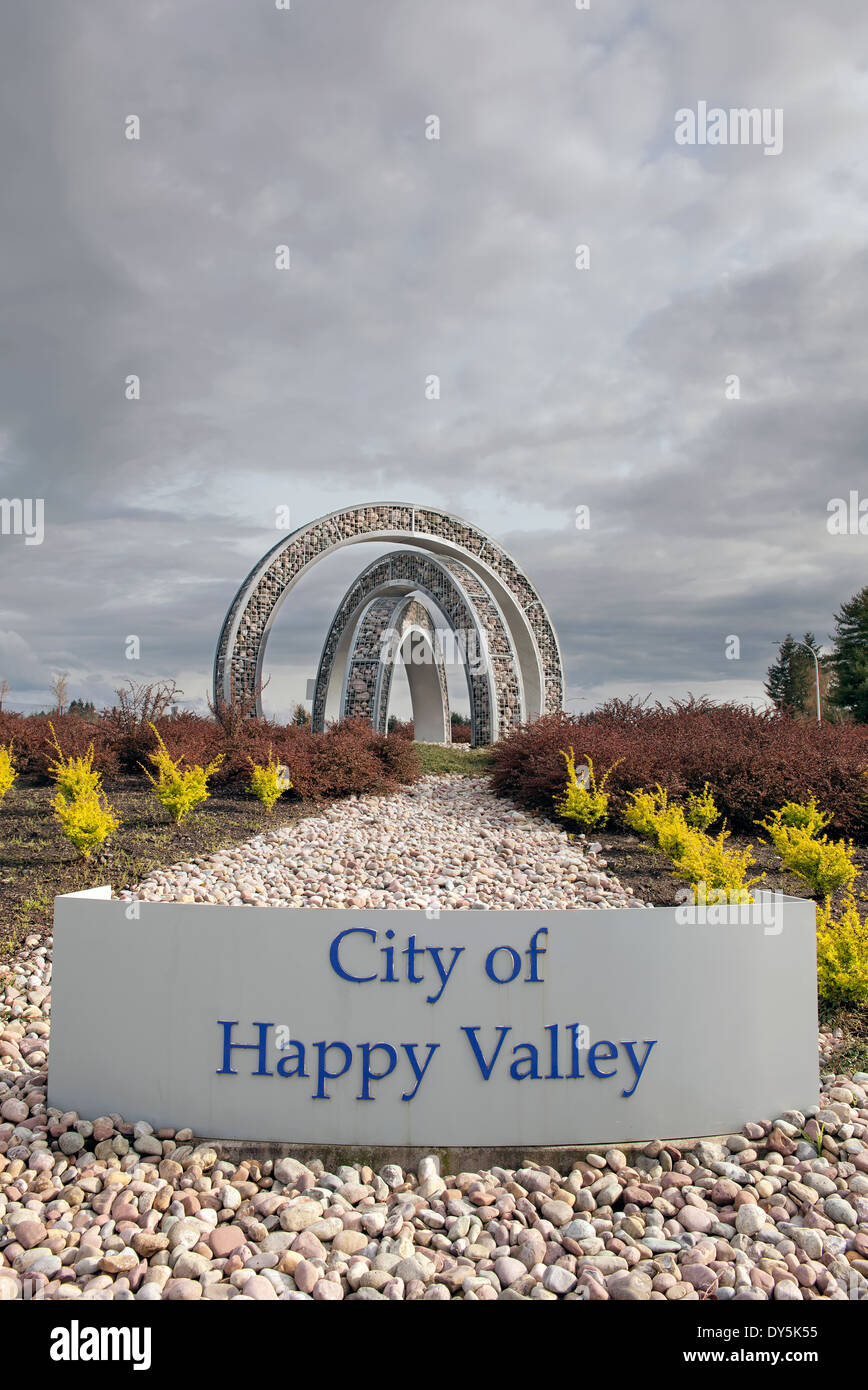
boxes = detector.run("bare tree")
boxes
[111,679,181,728]
[103,679,183,769]
[50,673,69,716]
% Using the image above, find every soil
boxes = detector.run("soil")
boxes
[0,776,319,956]
[591,827,868,912]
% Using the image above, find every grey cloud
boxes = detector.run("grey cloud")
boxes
[1,0,865,713]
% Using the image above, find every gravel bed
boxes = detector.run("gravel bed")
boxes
[2,777,865,1301]
[0,940,865,1303]
[118,775,647,911]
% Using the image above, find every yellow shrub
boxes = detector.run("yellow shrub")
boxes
[624,785,692,858]
[248,751,292,813]
[671,828,763,905]
[684,782,719,832]
[655,804,694,862]
[47,722,102,799]
[142,724,224,824]
[52,789,120,860]
[554,749,622,831]
[761,796,831,847]
[770,825,857,899]
[623,787,662,840]
[816,895,868,1008]
[626,781,762,905]
[0,743,16,800]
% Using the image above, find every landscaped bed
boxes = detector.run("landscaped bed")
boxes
[1,721,866,1300]
[2,698,867,1069]
[0,777,320,956]
[0,711,423,956]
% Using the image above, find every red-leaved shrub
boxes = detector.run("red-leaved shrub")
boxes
[0,710,422,802]
[300,719,421,798]
[491,698,868,840]
[0,713,119,781]
[152,715,422,799]
[150,712,224,773]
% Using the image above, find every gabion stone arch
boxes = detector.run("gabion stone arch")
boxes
[213,503,564,719]
[311,550,523,745]
[342,596,451,743]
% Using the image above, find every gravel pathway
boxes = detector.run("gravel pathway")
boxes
[119,774,646,911]
[1,778,865,1301]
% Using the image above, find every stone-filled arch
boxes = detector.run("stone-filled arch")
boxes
[213,503,563,720]
[342,595,451,744]
[311,550,523,746]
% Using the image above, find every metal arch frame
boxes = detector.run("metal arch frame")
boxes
[213,502,563,721]
[340,595,451,744]
[310,550,524,746]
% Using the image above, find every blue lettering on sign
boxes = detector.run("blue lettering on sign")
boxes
[327,928,549,1000]
[214,929,658,1103]
[312,1040,353,1099]
[329,928,378,983]
[526,927,548,980]
[485,946,522,983]
[461,1025,511,1079]
[588,1040,618,1078]
[356,1043,397,1101]
[458,1026,658,1097]
[401,1043,440,1101]
[216,1021,274,1076]
[216,1021,657,1100]
[619,1040,657,1098]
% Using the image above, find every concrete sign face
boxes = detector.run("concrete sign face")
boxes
[49,891,819,1146]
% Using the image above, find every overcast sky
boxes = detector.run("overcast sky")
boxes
[1,0,867,720]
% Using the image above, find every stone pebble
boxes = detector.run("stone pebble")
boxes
[0,931,865,1301]
[118,775,648,912]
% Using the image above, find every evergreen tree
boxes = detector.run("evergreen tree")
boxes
[765,633,819,713]
[67,698,97,721]
[828,586,868,722]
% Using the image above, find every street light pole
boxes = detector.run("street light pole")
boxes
[793,641,822,724]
